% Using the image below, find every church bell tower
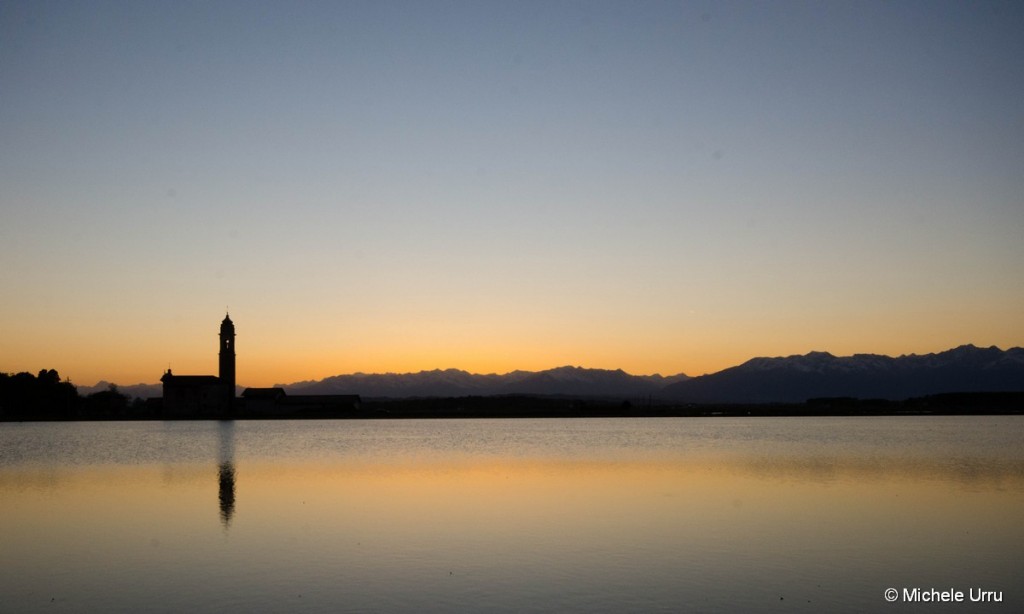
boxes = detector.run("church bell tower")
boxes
[219,313,236,409]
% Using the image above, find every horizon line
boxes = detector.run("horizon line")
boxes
[69,343,1020,389]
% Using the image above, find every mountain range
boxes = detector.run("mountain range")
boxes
[280,345,1023,402]
[281,366,689,399]
[80,345,1024,403]
[662,344,1024,403]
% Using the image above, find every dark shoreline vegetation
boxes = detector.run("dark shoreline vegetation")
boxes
[2,370,1022,421]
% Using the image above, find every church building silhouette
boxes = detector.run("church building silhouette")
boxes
[160,313,236,417]
[160,313,359,419]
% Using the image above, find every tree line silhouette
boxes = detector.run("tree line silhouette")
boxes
[0,369,147,420]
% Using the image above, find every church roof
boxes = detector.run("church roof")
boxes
[162,374,221,385]
[242,387,286,399]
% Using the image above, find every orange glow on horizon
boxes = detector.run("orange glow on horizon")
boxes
[2,305,1022,388]
[5,336,1024,389]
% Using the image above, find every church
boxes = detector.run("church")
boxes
[160,313,360,419]
[160,314,237,418]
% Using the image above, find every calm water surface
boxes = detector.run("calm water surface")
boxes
[1,417,1022,612]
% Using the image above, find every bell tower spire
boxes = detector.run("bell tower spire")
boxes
[219,313,236,410]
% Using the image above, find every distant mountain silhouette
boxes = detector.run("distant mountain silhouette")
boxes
[76,381,163,399]
[282,346,1023,401]
[82,344,1024,403]
[280,366,689,399]
[661,345,1024,403]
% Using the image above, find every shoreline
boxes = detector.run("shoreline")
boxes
[2,391,1022,422]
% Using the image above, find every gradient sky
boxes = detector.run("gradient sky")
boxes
[2,0,1022,387]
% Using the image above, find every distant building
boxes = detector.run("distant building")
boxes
[160,314,360,419]
[242,387,361,417]
[239,387,286,415]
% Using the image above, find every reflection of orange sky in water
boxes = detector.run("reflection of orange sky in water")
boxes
[3,455,1023,589]
[0,464,213,572]
[238,454,1024,508]
[4,454,1023,528]
[231,456,1024,576]
[4,453,1024,500]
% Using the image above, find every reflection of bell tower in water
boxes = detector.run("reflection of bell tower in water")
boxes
[219,313,235,412]
[218,420,236,527]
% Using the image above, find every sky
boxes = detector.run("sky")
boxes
[2,0,1023,388]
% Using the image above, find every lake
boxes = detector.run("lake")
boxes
[1,417,1022,612]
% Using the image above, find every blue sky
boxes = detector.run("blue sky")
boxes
[2,0,1022,386]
